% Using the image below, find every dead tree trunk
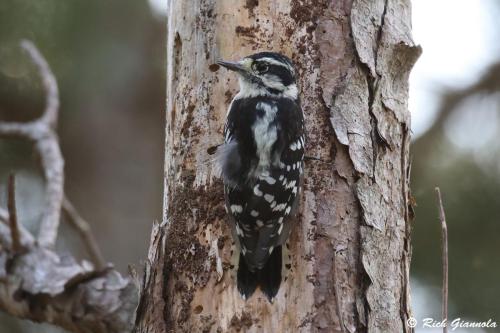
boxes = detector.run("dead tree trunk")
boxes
[135,0,421,332]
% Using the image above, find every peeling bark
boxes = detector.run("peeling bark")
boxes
[136,0,420,332]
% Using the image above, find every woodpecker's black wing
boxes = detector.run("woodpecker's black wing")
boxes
[218,96,304,300]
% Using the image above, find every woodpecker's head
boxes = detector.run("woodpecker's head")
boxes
[217,52,298,99]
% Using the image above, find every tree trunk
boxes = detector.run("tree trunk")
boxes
[135,0,421,332]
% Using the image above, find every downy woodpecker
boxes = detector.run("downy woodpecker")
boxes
[215,52,304,301]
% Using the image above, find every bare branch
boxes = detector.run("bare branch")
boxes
[0,41,64,248]
[7,174,22,253]
[62,197,106,270]
[435,187,449,333]
[20,40,60,128]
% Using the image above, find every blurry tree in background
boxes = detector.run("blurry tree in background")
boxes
[410,1,500,325]
[0,1,164,331]
[411,59,500,321]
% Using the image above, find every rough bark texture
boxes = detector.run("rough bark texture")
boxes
[135,0,421,332]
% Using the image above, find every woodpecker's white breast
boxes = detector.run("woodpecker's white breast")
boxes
[252,101,278,173]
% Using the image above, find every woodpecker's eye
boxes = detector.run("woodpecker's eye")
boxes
[253,62,269,73]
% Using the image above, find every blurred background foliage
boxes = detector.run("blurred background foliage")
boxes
[0,0,499,332]
[0,1,164,331]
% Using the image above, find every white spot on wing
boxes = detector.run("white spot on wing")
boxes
[262,176,276,184]
[231,205,243,213]
[285,180,296,189]
[253,184,263,196]
[273,203,287,212]
[264,194,275,203]
[250,210,259,217]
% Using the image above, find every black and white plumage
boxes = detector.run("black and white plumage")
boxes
[215,52,305,301]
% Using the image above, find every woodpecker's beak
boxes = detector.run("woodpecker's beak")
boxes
[216,60,247,73]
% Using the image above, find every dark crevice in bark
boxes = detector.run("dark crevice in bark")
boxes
[374,0,389,71]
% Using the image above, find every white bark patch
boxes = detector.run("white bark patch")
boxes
[208,238,224,282]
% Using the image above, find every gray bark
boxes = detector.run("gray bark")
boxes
[135,0,421,332]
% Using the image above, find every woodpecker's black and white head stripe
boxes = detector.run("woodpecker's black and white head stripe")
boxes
[215,52,304,300]
[217,52,299,100]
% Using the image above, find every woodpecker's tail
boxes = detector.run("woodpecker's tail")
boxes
[236,254,258,300]
[237,246,282,302]
[258,245,282,301]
